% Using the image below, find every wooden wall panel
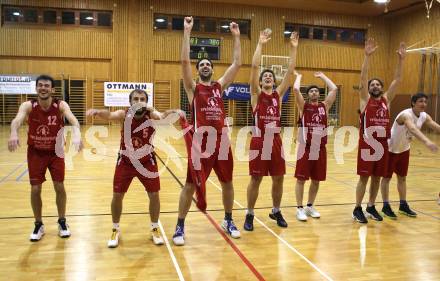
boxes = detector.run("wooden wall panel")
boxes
[388,7,440,95]
[1,0,420,126]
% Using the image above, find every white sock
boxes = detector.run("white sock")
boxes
[272,207,280,214]
[246,209,254,215]
[113,223,120,230]
[151,222,159,229]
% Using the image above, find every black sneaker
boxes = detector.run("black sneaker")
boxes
[269,211,288,228]
[366,205,383,221]
[243,214,254,231]
[382,204,397,219]
[352,206,368,223]
[399,202,417,217]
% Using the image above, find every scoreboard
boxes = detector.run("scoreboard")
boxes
[190,37,221,60]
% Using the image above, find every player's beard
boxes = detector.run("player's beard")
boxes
[199,72,212,82]
[369,89,383,98]
[135,107,146,117]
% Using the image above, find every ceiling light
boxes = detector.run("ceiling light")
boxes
[12,12,20,16]
[284,31,291,34]
[155,18,165,23]
[85,16,94,20]
[221,25,229,29]
[374,0,389,3]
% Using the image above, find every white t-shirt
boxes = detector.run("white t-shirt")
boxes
[388,108,427,153]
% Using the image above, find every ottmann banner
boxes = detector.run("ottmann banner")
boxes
[223,83,291,103]
[104,82,153,107]
[0,75,38,94]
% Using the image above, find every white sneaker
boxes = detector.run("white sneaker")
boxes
[305,206,321,218]
[108,228,120,248]
[172,225,185,246]
[221,219,241,239]
[296,208,308,221]
[58,218,71,238]
[151,228,164,245]
[30,222,44,242]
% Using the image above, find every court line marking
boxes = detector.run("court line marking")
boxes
[158,220,185,281]
[208,178,334,281]
[155,154,266,281]
[0,160,26,184]
[0,199,436,220]
[16,168,28,181]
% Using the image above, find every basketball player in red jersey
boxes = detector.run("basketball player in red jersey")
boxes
[243,29,298,231]
[293,71,338,221]
[8,74,83,242]
[353,38,406,223]
[87,89,184,248]
[173,16,241,246]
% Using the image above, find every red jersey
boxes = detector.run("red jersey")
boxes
[119,110,155,164]
[298,102,327,146]
[253,91,281,137]
[191,82,226,133]
[27,98,64,150]
[359,97,390,141]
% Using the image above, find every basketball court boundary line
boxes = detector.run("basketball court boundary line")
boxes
[0,160,26,184]
[158,220,185,281]
[155,154,266,281]
[208,178,334,281]
[0,199,436,220]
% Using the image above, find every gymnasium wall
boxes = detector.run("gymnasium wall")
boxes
[1,0,430,126]
[387,6,440,121]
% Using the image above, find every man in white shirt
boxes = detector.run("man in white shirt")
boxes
[380,93,439,218]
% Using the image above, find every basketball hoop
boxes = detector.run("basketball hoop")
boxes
[424,0,440,19]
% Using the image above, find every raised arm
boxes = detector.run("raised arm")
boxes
[250,29,271,109]
[218,22,241,90]
[424,114,440,134]
[181,16,196,103]
[60,101,83,151]
[399,113,438,152]
[359,38,378,106]
[384,42,406,103]
[293,71,305,114]
[276,31,298,99]
[8,101,31,152]
[316,72,338,110]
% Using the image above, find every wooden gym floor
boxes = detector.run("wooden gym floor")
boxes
[0,125,439,281]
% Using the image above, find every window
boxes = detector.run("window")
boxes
[43,10,57,24]
[192,18,201,31]
[204,19,216,32]
[172,17,184,30]
[97,12,112,27]
[62,11,75,24]
[80,12,94,26]
[154,15,168,30]
[326,29,337,41]
[4,7,21,22]
[313,28,324,40]
[299,26,310,39]
[220,20,230,33]
[153,14,250,38]
[2,6,112,29]
[284,23,295,38]
[353,30,365,43]
[237,20,249,35]
[285,22,365,45]
[340,30,352,42]
[24,9,38,23]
